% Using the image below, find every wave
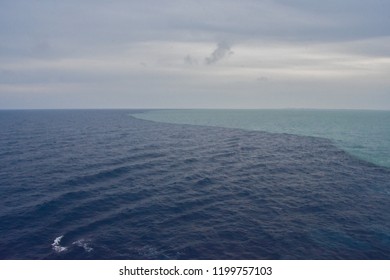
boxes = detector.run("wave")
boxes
[51,235,93,254]
[1,110,389,259]
[52,236,67,253]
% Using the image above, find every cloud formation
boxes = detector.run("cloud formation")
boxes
[0,0,389,109]
[205,42,233,65]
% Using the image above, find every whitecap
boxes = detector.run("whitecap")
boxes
[52,235,67,253]
[72,239,93,252]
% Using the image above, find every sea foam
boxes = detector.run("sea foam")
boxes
[73,239,93,252]
[51,236,67,253]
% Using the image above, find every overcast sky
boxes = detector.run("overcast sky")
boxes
[1,0,389,109]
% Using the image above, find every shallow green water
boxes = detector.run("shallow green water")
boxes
[133,109,390,168]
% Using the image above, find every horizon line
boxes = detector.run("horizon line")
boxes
[1,107,390,111]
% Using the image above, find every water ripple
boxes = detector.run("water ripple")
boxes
[0,110,389,259]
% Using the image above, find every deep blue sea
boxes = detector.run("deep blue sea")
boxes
[0,109,390,259]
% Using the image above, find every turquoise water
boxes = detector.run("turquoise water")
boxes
[133,109,390,168]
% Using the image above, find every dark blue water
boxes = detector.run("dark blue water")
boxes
[0,110,389,259]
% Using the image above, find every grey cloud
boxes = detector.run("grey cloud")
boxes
[205,42,233,65]
[1,0,389,109]
[1,0,389,62]
[184,55,198,65]
[257,76,269,82]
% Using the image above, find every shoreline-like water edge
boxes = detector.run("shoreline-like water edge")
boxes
[131,109,390,168]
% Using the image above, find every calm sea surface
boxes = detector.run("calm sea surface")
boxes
[134,109,390,168]
[0,109,389,259]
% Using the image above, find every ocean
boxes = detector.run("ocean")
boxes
[0,109,389,259]
[134,109,390,168]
